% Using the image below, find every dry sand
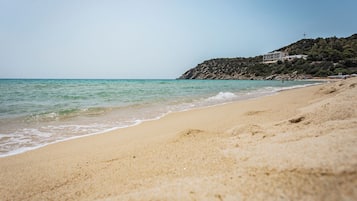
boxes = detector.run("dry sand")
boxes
[0,78,356,201]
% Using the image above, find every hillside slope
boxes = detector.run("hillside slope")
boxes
[179,34,357,80]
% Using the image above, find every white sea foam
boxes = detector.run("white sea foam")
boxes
[206,92,237,101]
[275,82,321,91]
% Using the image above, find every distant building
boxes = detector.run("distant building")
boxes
[283,54,308,61]
[263,51,307,63]
[263,51,288,63]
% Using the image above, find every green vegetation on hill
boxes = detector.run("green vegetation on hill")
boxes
[179,34,357,80]
[276,34,357,76]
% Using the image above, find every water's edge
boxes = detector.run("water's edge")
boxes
[0,81,322,158]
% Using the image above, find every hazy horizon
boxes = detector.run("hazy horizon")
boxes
[1,0,356,79]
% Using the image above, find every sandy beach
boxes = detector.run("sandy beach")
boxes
[0,78,356,201]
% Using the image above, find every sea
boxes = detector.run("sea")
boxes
[0,79,319,157]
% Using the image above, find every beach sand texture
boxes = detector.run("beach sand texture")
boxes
[0,78,356,201]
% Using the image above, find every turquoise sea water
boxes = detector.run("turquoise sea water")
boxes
[0,79,319,157]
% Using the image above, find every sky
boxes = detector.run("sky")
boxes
[1,0,356,79]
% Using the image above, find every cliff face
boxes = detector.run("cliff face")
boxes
[179,34,357,80]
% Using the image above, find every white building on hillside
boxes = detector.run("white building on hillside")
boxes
[283,54,308,61]
[263,51,288,63]
[263,51,307,63]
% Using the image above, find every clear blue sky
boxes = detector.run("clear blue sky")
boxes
[1,0,356,79]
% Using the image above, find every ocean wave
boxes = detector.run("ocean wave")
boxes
[274,82,321,91]
[0,120,147,158]
[258,82,321,94]
[206,92,237,102]
[25,107,113,123]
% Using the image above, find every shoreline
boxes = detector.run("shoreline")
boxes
[1,78,356,200]
[0,81,321,158]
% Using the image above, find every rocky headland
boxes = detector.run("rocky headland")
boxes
[179,34,357,80]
